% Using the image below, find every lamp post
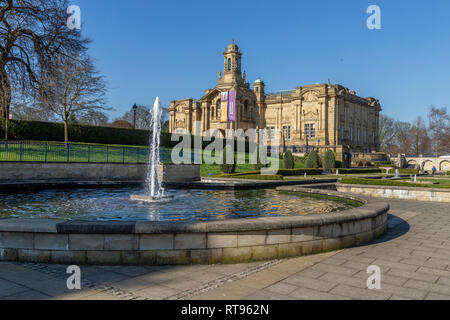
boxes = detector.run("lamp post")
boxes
[132,103,137,129]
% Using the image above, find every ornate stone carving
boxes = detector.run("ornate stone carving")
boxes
[303,91,319,102]
[175,119,186,128]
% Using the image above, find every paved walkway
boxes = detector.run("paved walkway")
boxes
[0,198,449,300]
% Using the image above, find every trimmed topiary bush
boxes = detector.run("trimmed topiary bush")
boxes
[323,150,336,169]
[305,150,319,168]
[252,145,268,170]
[219,145,236,174]
[283,150,294,169]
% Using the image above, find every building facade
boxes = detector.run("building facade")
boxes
[169,41,381,165]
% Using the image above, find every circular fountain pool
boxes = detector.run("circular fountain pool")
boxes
[0,185,389,265]
[0,187,356,221]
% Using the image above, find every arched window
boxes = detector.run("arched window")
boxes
[227,58,231,71]
[216,100,220,118]
[244,100,248,118]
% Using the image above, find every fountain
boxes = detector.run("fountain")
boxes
[131,97,173,202]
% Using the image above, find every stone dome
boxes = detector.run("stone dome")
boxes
[227,40,238,52]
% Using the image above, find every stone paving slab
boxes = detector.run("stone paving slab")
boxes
[0,198,449,300]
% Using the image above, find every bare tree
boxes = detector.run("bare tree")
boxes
[39,53,110,143]
[118,104,152,129]
[410,116,431,155]
[428,105,450,155]
[378,114,396,153]
[392,121,412,155]
[0,0,88,120]
[77,110,110,126]
[0,68,10,138]
[118,104,169,130]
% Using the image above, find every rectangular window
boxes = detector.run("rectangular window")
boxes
[350,127,353,141]
[305,124,315,138]
[267,126,275,139]
[341,127,344,140]
[283,126,291,140]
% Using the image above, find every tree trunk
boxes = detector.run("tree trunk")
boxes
[0,69,11,141]
[4,115,8,141]
[64,120,68,145]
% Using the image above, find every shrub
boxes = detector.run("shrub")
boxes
[341,177,426,188]
[374,161,395,167]
[215,171,260,177]
[447,171,450,176]
[305,150,319,168]
[322,150,336,169]
[276,168,323,176]
[233,174,283,180]
[252,146,268,170]
[362,158,372,167]
[0,119,259,151]
[335,160,343,168]
[332,168,382,174]
[283,150,294,169]
[219,145,236,174]
[388,168,420,175]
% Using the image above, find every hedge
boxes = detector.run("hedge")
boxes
[341,177,425,188]
[388,168,420,175]
[277,168,324,176]
[215,168,324,178]
[1,119,257,150]
[374,161,395,167]
[232,174,284,180]
[332,168,382,174]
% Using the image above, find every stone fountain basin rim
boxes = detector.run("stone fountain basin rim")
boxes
[0,189,387,234]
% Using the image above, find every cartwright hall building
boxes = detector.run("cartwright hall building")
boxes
[169,41,381,166]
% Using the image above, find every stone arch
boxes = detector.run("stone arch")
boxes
[440,160,450,171]
[407,160,418,169]
[422,160,434,172]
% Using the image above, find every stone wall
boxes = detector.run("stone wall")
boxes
[159,164,200,182]
[0,162,147,182]
[0,162,200,183]
[337,184,450,203]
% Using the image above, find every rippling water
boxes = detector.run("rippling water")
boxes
[0,187,355,221]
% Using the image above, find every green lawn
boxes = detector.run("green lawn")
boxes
[0,141,310,176]
[200,154,305,177]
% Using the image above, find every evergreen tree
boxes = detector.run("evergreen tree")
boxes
[323,150,336,169]
[283,150,294,169]
[305,150,319,168]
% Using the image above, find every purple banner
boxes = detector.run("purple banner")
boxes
[228,90,236,122]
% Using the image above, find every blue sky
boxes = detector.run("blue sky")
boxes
[74,0,450,123]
